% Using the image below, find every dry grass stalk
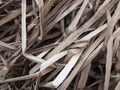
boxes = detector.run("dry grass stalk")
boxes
[0,5,32,26]
[77,64,91,90]
[67,0,89,34]
[46,0,117,59]
[104,28,120,90]
[22,0,44,63]
[115,81,120,90]
[104,1,120,47]
[44,49,83,88]
[0,0,120,90]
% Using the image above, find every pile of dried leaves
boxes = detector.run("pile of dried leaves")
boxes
[0,0,120,90]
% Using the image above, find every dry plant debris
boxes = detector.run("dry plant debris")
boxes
[0,0,120,90]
